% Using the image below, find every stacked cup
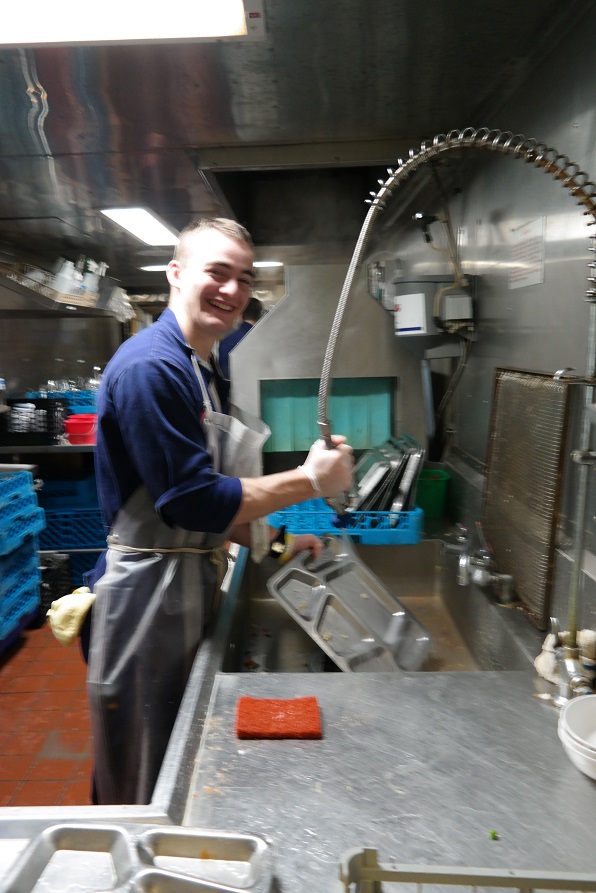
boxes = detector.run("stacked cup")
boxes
[558,694,596,779]
[7,402,36,432]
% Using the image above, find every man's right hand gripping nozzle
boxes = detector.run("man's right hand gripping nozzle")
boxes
[299,435,354,499]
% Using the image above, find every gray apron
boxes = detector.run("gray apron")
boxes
[87,356,270,805]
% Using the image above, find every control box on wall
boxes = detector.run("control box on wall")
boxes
[393,275,476,356]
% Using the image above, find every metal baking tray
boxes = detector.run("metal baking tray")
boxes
[267,535,432,672]
[349,434,423,513]
[389,447,424,514]
[349,437,404,511]
[0,823,273,893]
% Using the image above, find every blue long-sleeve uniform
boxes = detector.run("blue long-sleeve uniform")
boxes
[95,308,243,534]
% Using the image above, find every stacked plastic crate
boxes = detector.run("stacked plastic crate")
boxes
[0,469,45,653]
[25,389,97,416]
[37,476,105,588]
[21,389,104,587]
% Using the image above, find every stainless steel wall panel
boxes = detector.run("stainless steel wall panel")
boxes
[228,263,428,452]
[353,9,596,634]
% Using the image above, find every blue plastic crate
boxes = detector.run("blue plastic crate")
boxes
[0,535,36,583]
[0,469,34,504]
[0,576,40,642]
[39,508,107,550]
[37,475,99,509]
[0,489,38,531]
[26,390,97,415]
[0,506,45,556]
[0,603,39,655]
[342,506,424,544]
[0,537,40,600]
[267,499,424,545]
[64,391,97,414]
[267,498,330,534]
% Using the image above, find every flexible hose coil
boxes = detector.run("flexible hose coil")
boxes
[317,126,596,638]
[318,126,596,438]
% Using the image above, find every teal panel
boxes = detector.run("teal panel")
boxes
[261,384,293,451]
[292,380,316,450]
[260,378,394,452]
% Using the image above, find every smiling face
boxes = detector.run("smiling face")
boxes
[167,226,255,358]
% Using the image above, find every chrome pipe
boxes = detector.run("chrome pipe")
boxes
[567,235,596,643]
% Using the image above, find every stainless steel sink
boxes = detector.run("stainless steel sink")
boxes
[222,539,543,674]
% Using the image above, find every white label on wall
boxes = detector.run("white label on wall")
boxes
[394,292,427,335]
[509,217,545,290]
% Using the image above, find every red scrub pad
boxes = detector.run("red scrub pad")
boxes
[235,695,322,739]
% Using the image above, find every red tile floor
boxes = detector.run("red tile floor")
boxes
[0,621,93,807]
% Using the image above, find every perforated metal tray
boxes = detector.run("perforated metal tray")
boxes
[267,535,432,672]
[0,823,273,893]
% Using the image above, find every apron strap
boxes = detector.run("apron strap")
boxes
[191,352,222,413]
[106,536,222,555]
[106,537,230,607]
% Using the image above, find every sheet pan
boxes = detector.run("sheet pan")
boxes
[267,535,432,672]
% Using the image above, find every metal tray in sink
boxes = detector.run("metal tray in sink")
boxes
[0,823,274,893]
[266,535,432,672]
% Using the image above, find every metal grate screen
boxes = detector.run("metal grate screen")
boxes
[482,369,572,629]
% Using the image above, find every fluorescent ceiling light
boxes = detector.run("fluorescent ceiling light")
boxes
[144,260,284,272]
[102,209,179,246]
[0,0,265,46]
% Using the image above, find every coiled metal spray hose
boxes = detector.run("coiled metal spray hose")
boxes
[318,127,596,629]
[318,126,596,442]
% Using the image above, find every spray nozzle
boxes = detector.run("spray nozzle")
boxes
[413,213,439,243]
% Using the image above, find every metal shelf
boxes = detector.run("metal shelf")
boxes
[0,270,114,317]
[0,445,95,455]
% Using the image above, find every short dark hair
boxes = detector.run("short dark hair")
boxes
[243,297,263,323]
[173,217,253,266]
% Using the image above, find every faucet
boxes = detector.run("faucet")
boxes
[550,616,593,707]
[443,521,515,603]
[441,523,470,559]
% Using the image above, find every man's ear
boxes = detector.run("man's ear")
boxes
[165,260,180,289]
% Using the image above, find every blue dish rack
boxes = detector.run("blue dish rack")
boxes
[267,498,424,545]
[26,389,97,415]
[39,508,107,551]
[0,470,44,651]
[0,472,45,557]
[0,540,41,642]
[39,507,106,587]
[37,474,99,510]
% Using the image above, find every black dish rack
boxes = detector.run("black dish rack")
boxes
[0,398,68,446]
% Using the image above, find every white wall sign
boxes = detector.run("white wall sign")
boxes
[395,293,427,335]
[509,217,545,290]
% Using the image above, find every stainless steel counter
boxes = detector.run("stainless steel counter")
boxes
[184,671,596,892]
[0,545,594,892]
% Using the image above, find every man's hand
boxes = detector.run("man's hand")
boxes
[300,435,354,498]
[288,533,324,560]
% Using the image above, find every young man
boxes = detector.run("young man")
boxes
[87,217,354,804]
